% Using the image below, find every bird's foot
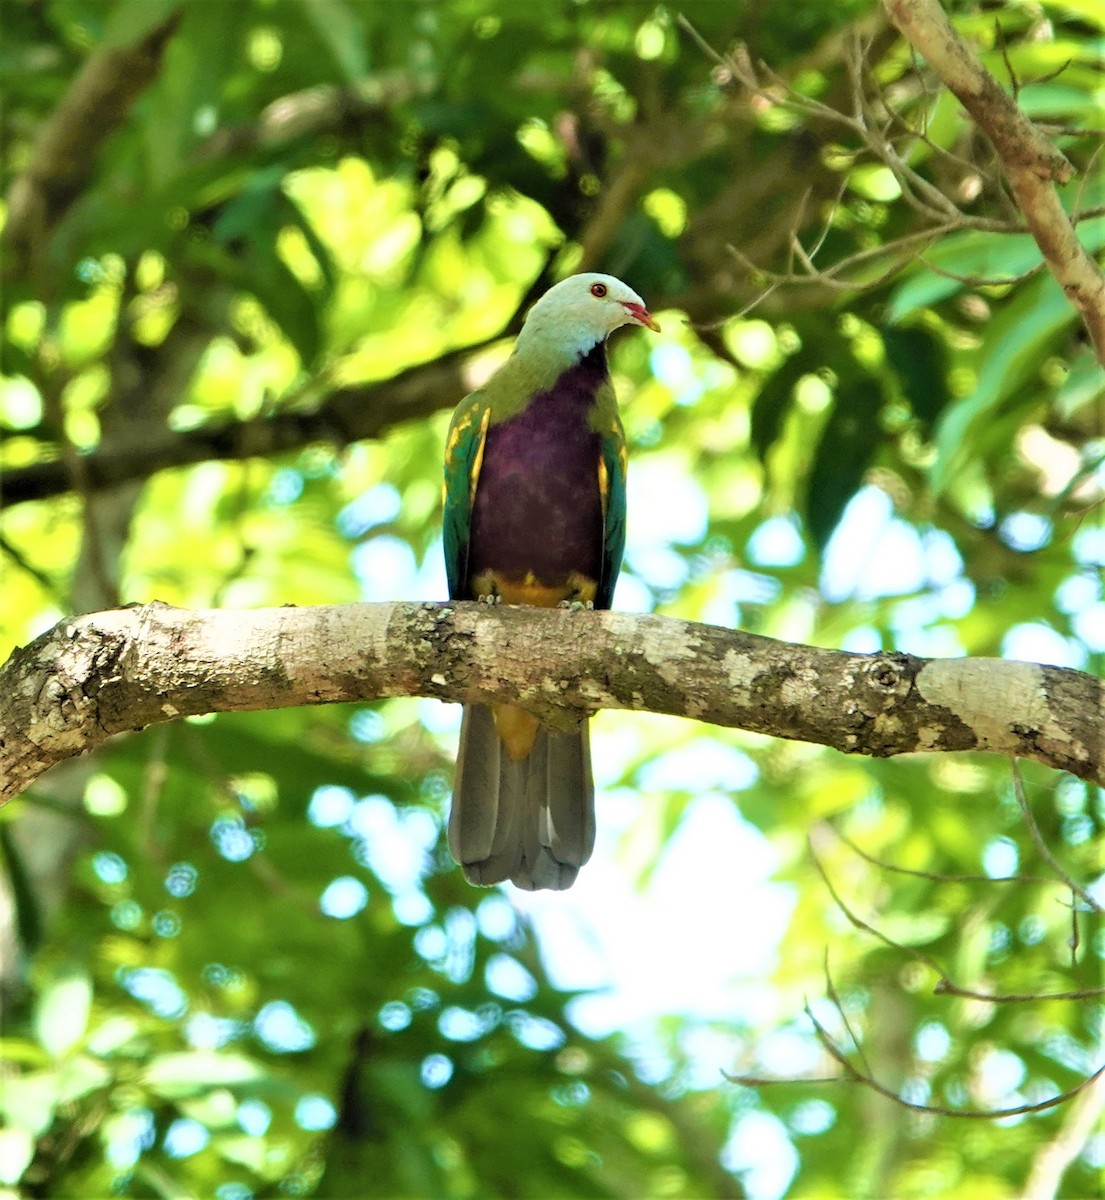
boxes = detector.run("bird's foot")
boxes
[480,593,503,605]
[558,598,594,611]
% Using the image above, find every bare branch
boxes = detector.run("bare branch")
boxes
[883,0,1105,362]
[811,827,1104,1003]
[805,1003,1105,1119]
[826,823,1056,886]
[2,600,1103,806]
[1012,761,1103,915]
[2,319,515,509]
[932,978,1105,1003]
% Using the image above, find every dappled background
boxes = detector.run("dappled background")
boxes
[1,1,1103,1197]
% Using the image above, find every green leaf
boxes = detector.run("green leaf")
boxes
[930,274,1075,495]
[297,0,370,84]
[806,378,884,549]
[56,1056,111,1103]
[749,355,808,460]
[0,1071,59,1137]
[883,325,951,434]
[143,1051,267,1098]
[34,969,92,1058]
[0,1129,35,1185]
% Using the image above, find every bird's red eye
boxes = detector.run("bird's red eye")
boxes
[590,282,608,297]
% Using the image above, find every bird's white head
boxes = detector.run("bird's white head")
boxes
[517,272,660,360]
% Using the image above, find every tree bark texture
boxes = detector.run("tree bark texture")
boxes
[2,601,1102,805]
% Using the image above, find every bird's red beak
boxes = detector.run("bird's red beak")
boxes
[622,301,661,332]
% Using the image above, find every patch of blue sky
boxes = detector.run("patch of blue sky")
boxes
[210,814,255,862]
[352,535,417,601]
[393,890,433,926]
[921,527,964,583]
[1056,572,1101,613]
[746,515,804,568]
[649,343,704,405]
[307,784,356,827]
[237,1099,272,1137]
[1073,523,1105,566]
[982,837,1019,878]
[185,1012,240,1051]
[294,1095,337,1131]
[415,924,446,964]
[320,875,369,919]
[346,795,433,895]
[105,1109,156,1169]
[476,893,516,941]
[163,1117,210,1159]
[787,1099,836,1136]
[443,907,477,984]
[165,862,198,898]
[915,1020,951,1063]
[841,626,882,653]
[999,511,1052,552]
[348,708,385,743]
[893,627,959,657]
[93,851,128,884]
[420,696,461,736]
[757,1026,825,1078]
[265,468,304,506]
[821,487,927,601]
[1001,622,1087,669]
[936,579,975,619]
[338,483,401,539]
[438,1006,487,1042]
[611,571,654,613]
[253,1000,316,1053]
[508,1012,566,1052]
[627,456,709,546]
[637,739,758,794]
[518,792,793,1037]
[486,953,538,1002]
[420,1053,453,1088]
[979,1048,1027,1095]
[723,1110,798,1200]
[416,536,450,600]
[626,543,688,591]
[727,569,783,606]
[123,968,188,1019]
[1072,602,1105,650]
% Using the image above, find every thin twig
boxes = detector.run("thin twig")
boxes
[1012,761,1102,915]
[806,1003,1105,1119]
[827,824,1056,886]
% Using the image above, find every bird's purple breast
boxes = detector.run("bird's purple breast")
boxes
[467,347,607,596]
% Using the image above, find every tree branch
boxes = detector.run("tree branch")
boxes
[1,343,488,507]
[883,0,1105,362]
[2,601,1102,806]
[1,10,181,283]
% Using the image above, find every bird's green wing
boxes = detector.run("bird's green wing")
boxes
[597,413,628,611]
[442,392,491,600]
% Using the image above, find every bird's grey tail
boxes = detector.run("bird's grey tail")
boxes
[448,705,595,890]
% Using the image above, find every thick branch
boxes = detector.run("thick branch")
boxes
[2,601,1102,805]
[1,345,483,506]
[883,0,1105,362]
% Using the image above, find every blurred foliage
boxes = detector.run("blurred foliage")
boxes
[1,0,1103,1197]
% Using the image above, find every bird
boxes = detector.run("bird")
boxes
[442,272,660,890]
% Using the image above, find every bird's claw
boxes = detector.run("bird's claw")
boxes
[480,593,502,605]
[558,598,594,611]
